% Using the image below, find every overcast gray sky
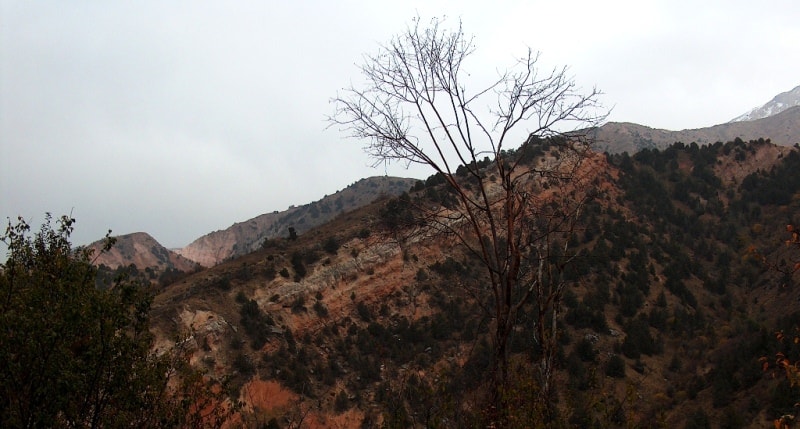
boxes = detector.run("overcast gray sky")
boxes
[2,0,799,249]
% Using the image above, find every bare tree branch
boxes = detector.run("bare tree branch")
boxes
[329,14,607,421]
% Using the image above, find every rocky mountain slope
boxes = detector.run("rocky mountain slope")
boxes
[88,232,198,273]
[149,137,800,428]
[730,84,800,122]
[590,105,800,154]
[89,85,800,272]
[175,176,417,267]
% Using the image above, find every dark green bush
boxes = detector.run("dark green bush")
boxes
[356,301,372,322]
[335,390,349,413]
[233,353,255,376]
[323,236,340,254]
[605,355,626,378]
[313,300,329,318]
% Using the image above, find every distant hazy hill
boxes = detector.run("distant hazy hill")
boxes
[730,84,800,122]
[89,232,198,273]
[176,176,417,266]
[590,104,800,154]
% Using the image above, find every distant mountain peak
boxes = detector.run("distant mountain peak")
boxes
[730,84,800,123]
[88,231,198,273]
[175,176,417,266]
[590,105,800,154]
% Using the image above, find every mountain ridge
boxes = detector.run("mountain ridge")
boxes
[590,104,800,154]
[86,177,417,271]
[175,176,417,267]
[92,85,800,270]
[89,231,198,273]
[730,84,800,122]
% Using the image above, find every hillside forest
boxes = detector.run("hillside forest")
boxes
[6,136,800,428]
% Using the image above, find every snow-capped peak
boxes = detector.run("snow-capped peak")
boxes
[730,85,800,123]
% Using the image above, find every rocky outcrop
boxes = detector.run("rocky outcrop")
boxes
[175,211,294,268]
[89,232,198,273]
[176,176,417,266]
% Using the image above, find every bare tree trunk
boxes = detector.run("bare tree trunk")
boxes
[330,15,606,421]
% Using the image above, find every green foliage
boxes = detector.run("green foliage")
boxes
[617,282,644,317]
[233,353,256,376]
[334,390,349,413]
[620,316,661,359]
[291,294,306,314]
[380,192,416,231]
[356,301,372,322]
[323,236,340,255]
[210,274,231,290]
[566,352,591,391]
[741,147,800,206]
[313,300,329,318]
[157,266,191,287]
[565,300,608,332]
[575,337,598,363]
[0,215,225,428]
[711,371,735,408]
[290,251,307,280]
[263,264,277,281]
[605,355,626,378]
[264,343,310,394]
[684,409,710,429]
[429,257,465,278]
[239,298,275,349]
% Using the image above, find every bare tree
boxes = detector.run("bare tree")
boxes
[330,16,606,416]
